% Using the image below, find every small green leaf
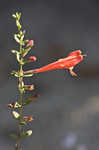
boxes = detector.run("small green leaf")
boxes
[16,53,20,62]
[23,94,39,106]
[15,12,21,20]
[14,34,20,43]
[16,12,19,18]
[12,14,16,19]
[11,50,18,54]
[24,40,29,44]
[11,50,21,62]
[20,120,27,126]
[17,12,21,20]
[9,134,18,139]
[11,71,20,77]
[16,20,22,29]
[14,102,22,108]
[23,73,34,77]
[18,13,21,20]
[20,35,24,41]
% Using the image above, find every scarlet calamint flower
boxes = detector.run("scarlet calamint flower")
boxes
[24,50,86,76]
[24,85,34,91]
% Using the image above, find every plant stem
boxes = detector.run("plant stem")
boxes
[15,139,20,150]
[15,49,24,150]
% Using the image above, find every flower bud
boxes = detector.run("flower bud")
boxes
[27,40,34,47]
[24,85,34,91]
[8,101,21,108]
[8,104,13,108]
[29,93,40,99]
[28,56,37,61]
[23,116,34,122]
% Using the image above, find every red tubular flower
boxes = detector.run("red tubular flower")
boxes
[24,50,86,76]
[27,40,34,47]
[28,56,37,61]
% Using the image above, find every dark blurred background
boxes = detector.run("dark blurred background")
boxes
[0,0,99,150]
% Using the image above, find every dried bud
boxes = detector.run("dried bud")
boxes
[8,104,13,108]
[27,40,34,47]
[23,116,34,122]
[28,56,37,61]
[24,85,34,91]
[29,93,40,99]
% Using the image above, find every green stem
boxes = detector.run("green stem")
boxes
[15,139,19,150]
[15,50,24,150]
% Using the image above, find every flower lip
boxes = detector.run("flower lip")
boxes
[68,50,82,57]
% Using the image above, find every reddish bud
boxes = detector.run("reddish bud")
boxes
[23,116,34,122]
[27,40,34,47]
[29,93,40,99]
[8,104,13,108]
[8,101,21,108]
[28,56,37,61]
[24,85,34,91]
